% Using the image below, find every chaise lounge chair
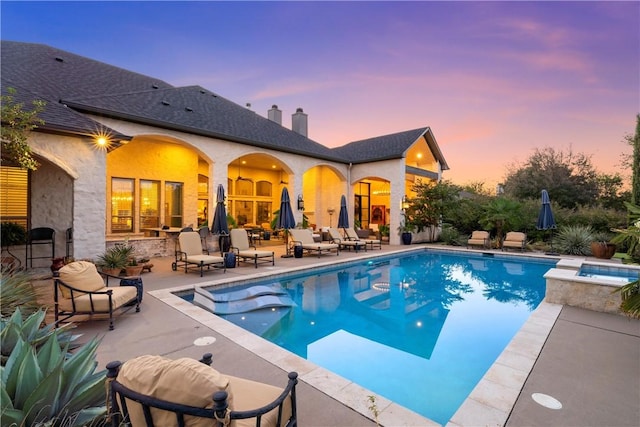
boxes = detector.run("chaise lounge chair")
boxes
[54,260,140,330]
[176,231,226,276]
[502,231,527,252]
[230,228,275,268]
[328,227,366,252]
[343,227,382,250]
[107,353,298,427]
[467,230,491,249]
[288,228,339,257]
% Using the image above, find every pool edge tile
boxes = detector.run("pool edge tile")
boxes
[449,301,561,426]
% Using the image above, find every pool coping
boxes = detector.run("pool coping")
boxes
[149,247,562,426]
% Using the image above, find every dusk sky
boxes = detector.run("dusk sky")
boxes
[2,1,638,188]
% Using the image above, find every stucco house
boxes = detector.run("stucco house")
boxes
[1,40,448,266]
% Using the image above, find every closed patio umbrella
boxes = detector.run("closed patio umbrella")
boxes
[211,184,230,253]
[337,195,349,230]
[276,187,296,257]
[536,189,557,254]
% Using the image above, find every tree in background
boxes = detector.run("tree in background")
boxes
[597,173,628,211]
[0,87,45,170]
[503,146,599,209]
[408,179,462,241]
[631,114,640,206]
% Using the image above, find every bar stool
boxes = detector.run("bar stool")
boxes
[25,227,55,268]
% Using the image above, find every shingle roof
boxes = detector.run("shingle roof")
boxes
[332,127,449,170]
[1,40,446,167]
[62,86,340,159]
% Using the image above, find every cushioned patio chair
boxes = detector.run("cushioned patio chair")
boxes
[106,353,298,427]
[54,260,140,330]
[343,227,382,250]
[328,227,366,252]
[176,231,226,277]
[502,231,527,252]
[288,228,339,257]
[230,228,275,268]
[467,230,491,249]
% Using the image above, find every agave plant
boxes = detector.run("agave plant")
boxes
[1,309,106,426]
[0,270,41,318]
[1,308,78,366]
[553,225,594,255]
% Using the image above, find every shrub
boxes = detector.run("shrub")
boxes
[553,225,594,255]
[0,222,27,248]
[439,224,465,246]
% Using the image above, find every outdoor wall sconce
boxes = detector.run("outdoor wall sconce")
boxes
[297,195,305,211]
[402,195,410,211]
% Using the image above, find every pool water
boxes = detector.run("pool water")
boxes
[194,251,554,425]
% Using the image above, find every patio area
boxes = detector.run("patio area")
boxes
[33,244,640,426]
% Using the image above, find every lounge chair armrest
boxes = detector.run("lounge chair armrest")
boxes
[54,277,114,297]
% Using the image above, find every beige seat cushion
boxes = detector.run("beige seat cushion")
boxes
[117,355,233,427]
[57,261,105,299]
[57,286,137,312]
[226,375,293,427]
[503,232,526,247]
[468,231,490,247]
[237,250,273,258]
[184,254,224,265]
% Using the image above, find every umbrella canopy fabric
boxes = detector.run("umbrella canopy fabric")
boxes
[211,184,229,235]
[337,195,349,229]
[276,187,296,230]
[536,189,556,231]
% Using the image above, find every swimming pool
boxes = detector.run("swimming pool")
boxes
[184,250,556,425]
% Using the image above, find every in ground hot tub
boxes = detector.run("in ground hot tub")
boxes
[544,258,639,314]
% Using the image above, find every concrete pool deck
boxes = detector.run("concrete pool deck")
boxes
[41,244,640,426]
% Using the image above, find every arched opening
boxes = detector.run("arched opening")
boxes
[227,154,290,228]
[106,135,212,234]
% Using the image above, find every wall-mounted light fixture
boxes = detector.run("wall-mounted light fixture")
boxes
[297,195,305,211]
[402,195,410,211]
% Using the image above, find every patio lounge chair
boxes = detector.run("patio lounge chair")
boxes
[288,228,339,257]
[106,353,298,427]
[328,227,366,252]
[467,230,491,249]
[344,227,382,250]
[176,231,226,276]
[230,228,275,268]
[502,231,527,252]
[54,260,140,330]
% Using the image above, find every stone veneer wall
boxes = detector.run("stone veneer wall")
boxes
[544,259,639,315]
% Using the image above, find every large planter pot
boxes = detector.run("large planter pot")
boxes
[125,265,144,277]
[401,232,412,245]
[590,242,616,259]
[101,267,123,277]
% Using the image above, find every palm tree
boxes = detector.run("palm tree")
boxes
[479,197,522,246]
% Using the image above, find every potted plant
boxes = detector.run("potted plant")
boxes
[379,224,390,242]
[398,218,415,245]
[95,246,130,276]
[125,257,144,277]
[590,232,616,259]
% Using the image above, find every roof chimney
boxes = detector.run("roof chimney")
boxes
[291,107,308,137]
[268,104,282,125]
